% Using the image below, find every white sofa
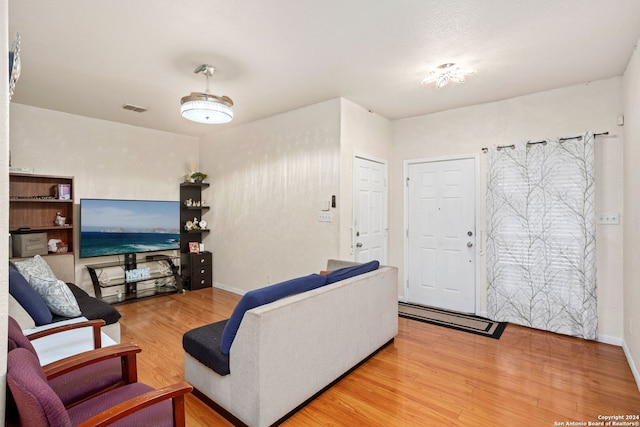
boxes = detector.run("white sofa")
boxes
[9,253,121,343]
[184,260,398,427]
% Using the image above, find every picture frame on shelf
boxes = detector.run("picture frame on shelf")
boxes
[189,241,200,253]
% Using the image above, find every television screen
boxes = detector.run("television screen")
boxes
[80,199,180,258]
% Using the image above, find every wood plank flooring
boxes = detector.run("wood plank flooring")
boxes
[116,288,640,426]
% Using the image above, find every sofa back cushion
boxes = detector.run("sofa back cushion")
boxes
[325,260,380,284]
[8,262,52,326]
[220,274,328,355]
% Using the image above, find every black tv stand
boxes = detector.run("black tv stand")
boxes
[86,254,182,304]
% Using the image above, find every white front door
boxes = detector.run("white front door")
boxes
[406,157,476,313]
[353,156,388,264]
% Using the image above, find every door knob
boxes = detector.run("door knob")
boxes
[356,242,363,248]
[467,242,473,247]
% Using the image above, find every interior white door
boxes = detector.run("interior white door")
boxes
[407,157,476,313]
[353,156,388,264]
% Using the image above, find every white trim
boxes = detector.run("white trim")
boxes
[622,340,640,391]
[213,282,244,296]
[354,152,387,166]
[352,153,389,264]
[403,153,480,315]
[597,334,623,346]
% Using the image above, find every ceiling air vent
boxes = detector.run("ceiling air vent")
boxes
[121,104,149,113]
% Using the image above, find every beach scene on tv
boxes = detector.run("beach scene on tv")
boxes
[80,199,180,258]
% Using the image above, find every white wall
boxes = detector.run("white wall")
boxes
[391,78,624,341]
[198,99,341,294]
[9,104,199,291]
[622,41,640,387]
[338,98,392,260]
[1,2,10,423]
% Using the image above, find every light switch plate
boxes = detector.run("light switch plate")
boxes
[596,212,619,225]
[318,212,333,222]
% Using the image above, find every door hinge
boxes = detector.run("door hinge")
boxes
[406,177,410,187]
[406,228,409,238]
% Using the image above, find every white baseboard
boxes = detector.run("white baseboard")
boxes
[597,333,623,347]
[622,340,640,392]
[213,282,245,295]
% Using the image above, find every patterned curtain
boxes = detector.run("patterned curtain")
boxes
[486,132,597,339]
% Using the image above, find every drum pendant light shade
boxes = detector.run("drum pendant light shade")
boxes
[180,65,234,124]
[181,92,234,124]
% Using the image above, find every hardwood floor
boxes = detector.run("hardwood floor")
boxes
[117,288,640,426]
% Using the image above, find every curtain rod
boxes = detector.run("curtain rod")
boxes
[481,131,609,153]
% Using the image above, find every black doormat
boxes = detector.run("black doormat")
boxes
[399,302,507,339]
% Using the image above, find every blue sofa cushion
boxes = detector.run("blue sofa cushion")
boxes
[8,262,52,326]
[325,260,380,284]
[220,273,328,355]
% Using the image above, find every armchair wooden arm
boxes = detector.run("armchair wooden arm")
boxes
[27,319,106,349]
[44,342,142,384]
[75,381,193,427]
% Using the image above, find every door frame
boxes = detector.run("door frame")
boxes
[352,153,388,263]
[403,153,481,314]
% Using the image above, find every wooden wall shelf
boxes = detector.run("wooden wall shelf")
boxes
[9,173,75,255]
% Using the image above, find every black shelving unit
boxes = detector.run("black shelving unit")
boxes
[180,182,212,290]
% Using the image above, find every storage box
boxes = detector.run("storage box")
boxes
[12,232,48,257]
[54,184,71,200]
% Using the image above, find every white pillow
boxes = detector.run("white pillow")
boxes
[14,255,58,283]
[28,276,82,318]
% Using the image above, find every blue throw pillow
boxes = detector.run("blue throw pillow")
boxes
[220,273,328,355]
[325,260,380,284]
[8,262,52,326]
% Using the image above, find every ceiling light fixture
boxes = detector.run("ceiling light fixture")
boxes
[421,63,475,89]
[180,64,234,124]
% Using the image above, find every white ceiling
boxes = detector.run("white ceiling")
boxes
[8,1,640,137]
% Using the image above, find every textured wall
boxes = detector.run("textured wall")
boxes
[1,2,10,423]
[9,104,199,289]
[199,99,341,293]
[338,98,393,261]
[392,78,624,342]
[622,41,640,387]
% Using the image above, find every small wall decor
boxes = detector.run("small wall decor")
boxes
[184,217,201,231]
[8,32,21,101]
[184,199,205,207]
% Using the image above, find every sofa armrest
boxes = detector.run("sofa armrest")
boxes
[326,259,362,271]
[44,342,142,383]
[75,382,193,427]
[23,317,118,365]
[27,319,105,349]
[9,293,36,329]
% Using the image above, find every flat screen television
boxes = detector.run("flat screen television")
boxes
[80,199,180,258]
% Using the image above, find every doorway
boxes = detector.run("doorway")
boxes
[405,156,478,313]
[353,155,388,264]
